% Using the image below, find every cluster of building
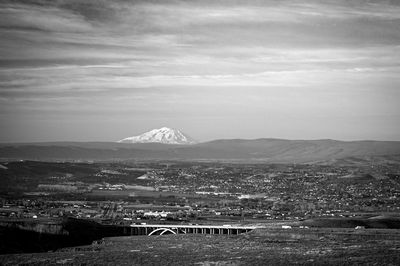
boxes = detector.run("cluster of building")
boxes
[1,162,399,222]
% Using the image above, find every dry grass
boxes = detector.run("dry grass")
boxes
[1,232,400,265]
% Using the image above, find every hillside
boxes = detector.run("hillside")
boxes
[0,139,400,163]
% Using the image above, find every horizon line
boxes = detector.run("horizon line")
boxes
[1,137,400,144]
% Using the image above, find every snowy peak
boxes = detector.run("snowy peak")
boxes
[118,127,196,144]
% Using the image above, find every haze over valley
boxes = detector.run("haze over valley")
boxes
[1,127,399,163]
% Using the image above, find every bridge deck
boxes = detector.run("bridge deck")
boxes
[130,224,263,230]
[125,224,264,235]
[129,224,263,230]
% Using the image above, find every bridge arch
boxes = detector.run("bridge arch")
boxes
[148,228,177,236]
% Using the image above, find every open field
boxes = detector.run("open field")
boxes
[1,229,400,265]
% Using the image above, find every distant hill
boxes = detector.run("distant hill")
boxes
[0,139,400,163]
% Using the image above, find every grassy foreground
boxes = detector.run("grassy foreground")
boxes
[1,229,400,265]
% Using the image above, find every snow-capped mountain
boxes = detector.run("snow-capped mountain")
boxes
[118,127,196,144]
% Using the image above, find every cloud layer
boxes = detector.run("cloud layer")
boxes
[1,0,400,141]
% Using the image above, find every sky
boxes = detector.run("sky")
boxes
[0,0,400,142]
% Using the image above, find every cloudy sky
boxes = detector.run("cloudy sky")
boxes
[0,0,399,142]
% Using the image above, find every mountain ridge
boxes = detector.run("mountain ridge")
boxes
[1,138,400,163]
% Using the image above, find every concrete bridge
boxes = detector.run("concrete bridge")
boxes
[125,224,263,236]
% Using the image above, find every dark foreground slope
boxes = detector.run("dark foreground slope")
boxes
[0,218,127,254]
[1,139,400,163]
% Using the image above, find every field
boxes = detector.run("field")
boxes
[1,229,400,265]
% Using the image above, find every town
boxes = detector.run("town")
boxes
[1,160,399,223]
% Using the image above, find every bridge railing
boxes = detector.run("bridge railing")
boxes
[124,224,263,236]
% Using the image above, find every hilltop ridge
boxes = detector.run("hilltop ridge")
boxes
[1,138,400,163]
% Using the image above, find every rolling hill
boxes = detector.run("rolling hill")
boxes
[0,138,400,163]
